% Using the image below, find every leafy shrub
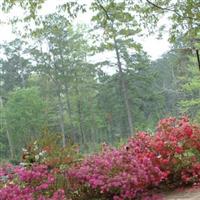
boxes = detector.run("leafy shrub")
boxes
[21,131,81,171]
[68,143,167,200]
[149,117,200,187]
[67,117,200,199]
[0,132,81,200]
[0,163,67,199]
[126,117,200,188]
[1,117,200,200]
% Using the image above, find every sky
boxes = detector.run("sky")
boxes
[0,0,171,60]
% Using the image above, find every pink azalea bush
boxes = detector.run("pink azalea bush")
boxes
[0,164,67,200]
[148,117,200,187]
[124,117,200,189]
[0,132,81,200]
[67,117,200,199]
[1,117,200,200]
[68,144,167,200]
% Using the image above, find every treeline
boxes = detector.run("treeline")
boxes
[0,0,199,160]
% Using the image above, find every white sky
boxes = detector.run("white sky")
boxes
[0,0,171,60]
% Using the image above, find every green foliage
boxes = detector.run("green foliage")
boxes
[0,39,31,92]
[21,130,81,170]
[30,14,102,145]
[137,0,200,43]
[4,87,47,157]
[1,0,86,20]
[91,0,142,52]
[0,0,199,160]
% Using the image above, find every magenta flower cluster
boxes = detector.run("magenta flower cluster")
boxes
[1,117,200,200]
[0,164,66,200]
[68,144,167,200]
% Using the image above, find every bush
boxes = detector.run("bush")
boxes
[68,144,167,200]
[1,117,200,200]
[21,131,81,170]
[126,117,200,188]
[0,163,66,200]
[0,132,81,200]
[67,117,200,199]
[150,117,200,187]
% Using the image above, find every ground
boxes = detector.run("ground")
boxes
[165,188,200,200]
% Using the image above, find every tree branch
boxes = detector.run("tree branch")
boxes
[146,0,199,21]
[196,49,200,71]
[96,0,111,21]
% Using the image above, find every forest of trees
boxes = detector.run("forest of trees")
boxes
[0,0,199,160]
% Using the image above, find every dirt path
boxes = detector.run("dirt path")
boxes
[165,188,200,200]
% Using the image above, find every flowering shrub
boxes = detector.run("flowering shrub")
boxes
[1,117,200,200]
[150,117,200,187]
[21,131,81,171]
[67,117,200,199]
[0,164,67,199]
[68,144,167,200]
[124,117,200,188]
[0,132,80,200]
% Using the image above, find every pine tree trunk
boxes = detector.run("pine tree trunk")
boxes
[95,0,134,136]
[56,90,66,147]
[113,37,134,136]
[0,96,14,159]
[74,73,85,144]
[58,41,77,142]
[77,100,84,144]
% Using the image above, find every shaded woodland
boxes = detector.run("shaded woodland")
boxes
[0,0,199,160]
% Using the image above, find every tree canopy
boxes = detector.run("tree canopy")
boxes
[0,0,199,160]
